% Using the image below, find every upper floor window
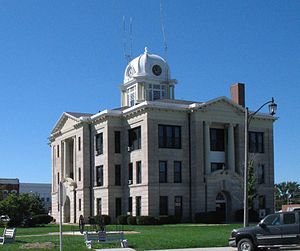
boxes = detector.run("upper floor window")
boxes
[78,137,81,151]
[159,161,168,183]
[95,133,103,155]
[136,161,142,184]
[128,126,141,151]
[128,163,133,184]
[115,131,121,153]
[96,165,103,186]
[210,128,225,151]
[57,145,60,158]
[78,167,81,182]
[115,165,121,186]
[257,164,265,184]
[249,131,264,153]
[127,86,136,107]
[158,125,181,149]
[174,161,182,183]
[147,84,166,101]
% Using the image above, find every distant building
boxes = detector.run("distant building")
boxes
[50,48,276,223]
[0,178,19,200]
[19,183,51,213]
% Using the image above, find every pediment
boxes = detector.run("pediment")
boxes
[51,112,80,135]
[199,96,245,115]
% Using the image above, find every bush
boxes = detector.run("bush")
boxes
[235,209,259,222]
[92,215,111,225]
[117,215,129,225]
[31,214,53,225]
[156,215,180,225]
[136,216,157,225]
[194,211,221,224]
[127,216,136,225]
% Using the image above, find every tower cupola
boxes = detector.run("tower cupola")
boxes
[120,48,177,107]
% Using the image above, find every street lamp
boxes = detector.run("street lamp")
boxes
[243,97,277,227]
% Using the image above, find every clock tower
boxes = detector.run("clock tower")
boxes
[120,48,177,107]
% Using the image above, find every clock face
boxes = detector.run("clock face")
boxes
[128,66,135,77]
[152,65,162,76]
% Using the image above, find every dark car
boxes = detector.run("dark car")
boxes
[229,211,300,251]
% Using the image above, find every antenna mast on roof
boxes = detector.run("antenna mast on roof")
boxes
[123,16,133,64]
[160,0,168,60]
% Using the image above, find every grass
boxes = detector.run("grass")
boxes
[0,223,242,250]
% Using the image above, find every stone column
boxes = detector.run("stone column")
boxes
[204,121,211,174]
[63,141,67,178]
[73,137,76,181]
[227,124,235,172]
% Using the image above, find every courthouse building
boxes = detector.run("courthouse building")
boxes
[50,48,276,223]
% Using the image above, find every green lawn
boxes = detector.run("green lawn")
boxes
[0,223,241,250]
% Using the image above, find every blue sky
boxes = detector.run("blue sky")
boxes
[0,0,299,183]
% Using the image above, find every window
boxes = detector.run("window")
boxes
[128,163,133,184]
[264,214,280,226]
[96,165,103,186]
[115,165,121,186]
[174,196,183,217]
[136,161,142,184]
[147,84,166,101]
[46,197,50,203]
[79,199,82,211]
[95,133,103,155]
[78,137,81,151]
[257,164,265,184]
[159,161,168,183]
[96,198,102,215]
[211,162,225,172]
[128,197,132,214]
[115,198,122,218]
[57,172,60,185]
[115,131,121,153]
[158,125,181,149]
[174,161,182,183]
[57,145,60,158]
[249,131,264,153]
[127,86,136,107]
[78,168,81,182]
[159,196,168,215]
[283,213,296,225]
[259,195,266,209]
[136,196,141,216]
[128,126,141,150]
[210,128,225,151]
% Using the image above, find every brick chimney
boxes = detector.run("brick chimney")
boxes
[230,83,245,107]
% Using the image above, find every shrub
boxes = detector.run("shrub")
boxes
[117,215,129,225]
[93,215,111,225]
[136,216,157,225]
[156,215,180,225]
[31,214,53,225]
[127,216,136,225]
[194,211,221,224]
[235,209,259,222]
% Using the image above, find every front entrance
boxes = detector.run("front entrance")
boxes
[216,192,226,222]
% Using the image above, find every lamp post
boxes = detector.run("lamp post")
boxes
[243,97,277,227]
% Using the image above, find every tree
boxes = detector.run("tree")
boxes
[0,193,45,226]
[275,181,300,211]
[247,159,257,209]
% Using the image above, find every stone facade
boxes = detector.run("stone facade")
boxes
[50,49,276,223]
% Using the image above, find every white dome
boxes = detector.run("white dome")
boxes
[124,47,170,83]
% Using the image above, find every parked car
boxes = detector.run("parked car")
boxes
[229,211,300,251]
[0,215,10,222]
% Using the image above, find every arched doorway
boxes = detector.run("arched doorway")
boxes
[64,196,71,223]
[216,192,226,222]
